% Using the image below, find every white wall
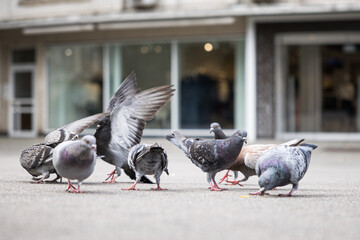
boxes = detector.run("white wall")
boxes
[0,0,123,21]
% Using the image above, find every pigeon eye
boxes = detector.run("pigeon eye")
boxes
[216,126,218,128]
[85,140,89,144]
[265,180,269,185]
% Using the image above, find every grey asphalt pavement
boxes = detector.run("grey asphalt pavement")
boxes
[0,137,359,240]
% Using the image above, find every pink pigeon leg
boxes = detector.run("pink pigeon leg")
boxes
[66,180,76,191]
[218,170,231,184]
[211,175,227,191]
[278,188,295,197]
[151,184,167,191]
[103,169,118,183]
[122,182,139,191]
[250,190,270,196]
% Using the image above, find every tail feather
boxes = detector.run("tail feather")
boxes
[300,143,318,151]
[123,167,154,184]
[280,138,305,147]
[166,131,190,154]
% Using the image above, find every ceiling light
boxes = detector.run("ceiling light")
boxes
[204,43,213,52]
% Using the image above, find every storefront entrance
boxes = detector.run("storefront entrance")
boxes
[9,49,37,137]
[276,33,360,139]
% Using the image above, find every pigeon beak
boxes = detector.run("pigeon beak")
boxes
[210,128,214,133]
[243,137,247,144]
[259,187,266,195]
[91,144,97,153]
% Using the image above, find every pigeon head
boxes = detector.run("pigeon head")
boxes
[210,122,222,133]
[82,135,97,152]
[96,116,111,131]
[233,129,247,144]
[258,168,280,192]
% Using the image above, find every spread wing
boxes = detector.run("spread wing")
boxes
[110,85,175,149]
[107,71,139,112]
[45,112,109,146]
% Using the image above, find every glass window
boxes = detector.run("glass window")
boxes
[14,72,32,98]
[110,43,171,129]
[179,41,235,129]
[285,44,360,132]
[47,45,103,128]
[12,49,35,64]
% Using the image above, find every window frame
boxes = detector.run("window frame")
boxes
[45,35,244,137]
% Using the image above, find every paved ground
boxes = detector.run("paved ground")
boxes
[0,136,360,240]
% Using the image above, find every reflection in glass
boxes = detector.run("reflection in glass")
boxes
[47,45,103,128]
[179,41,235,129]
[110,43,171,129]
[285,44,360,132]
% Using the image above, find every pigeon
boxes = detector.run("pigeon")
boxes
[250,143,318,196]
[209,122,305,186]
[166,129,247,191]
[19,112,109,183]
[53,135,98,193]
[124,143,169,191]
[94,72,175,183]
[19,143,58,183]
[210,122,239,183]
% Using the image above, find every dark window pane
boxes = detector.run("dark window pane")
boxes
[14,72,32,98]
[179,41,234,129]
[285,44,360,132]
[21,113,32,130]
[12,49,35,63]
[14,113,32,131]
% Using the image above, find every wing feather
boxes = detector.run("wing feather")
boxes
[20,144,53,170]
[107,71,139,112]
[45,112,109,145]
[110,85,175,148]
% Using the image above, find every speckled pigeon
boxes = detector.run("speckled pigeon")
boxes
[94,72,175,184]
[210,122,239,184]
[166,129,247,191]
[124,143,169,191]
[53,135,98,193]
[251,143,317,196]
[19,112,109,183]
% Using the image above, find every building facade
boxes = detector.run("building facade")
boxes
[0,0,360,141]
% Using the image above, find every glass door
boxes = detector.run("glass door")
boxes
[281,43,360,134]
[10,66,36,137]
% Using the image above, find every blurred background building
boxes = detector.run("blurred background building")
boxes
[0,0,360,141]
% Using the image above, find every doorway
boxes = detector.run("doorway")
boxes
[276,33,360,139]
[9,49,37,137]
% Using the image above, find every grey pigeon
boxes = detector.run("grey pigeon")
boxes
[210,122,239,183]
[124,143,169,191]
[166,130,247,191]
[251,143,318,196]
[95,72,174,184]
[19,112,108,183]
[53,135,98,193]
